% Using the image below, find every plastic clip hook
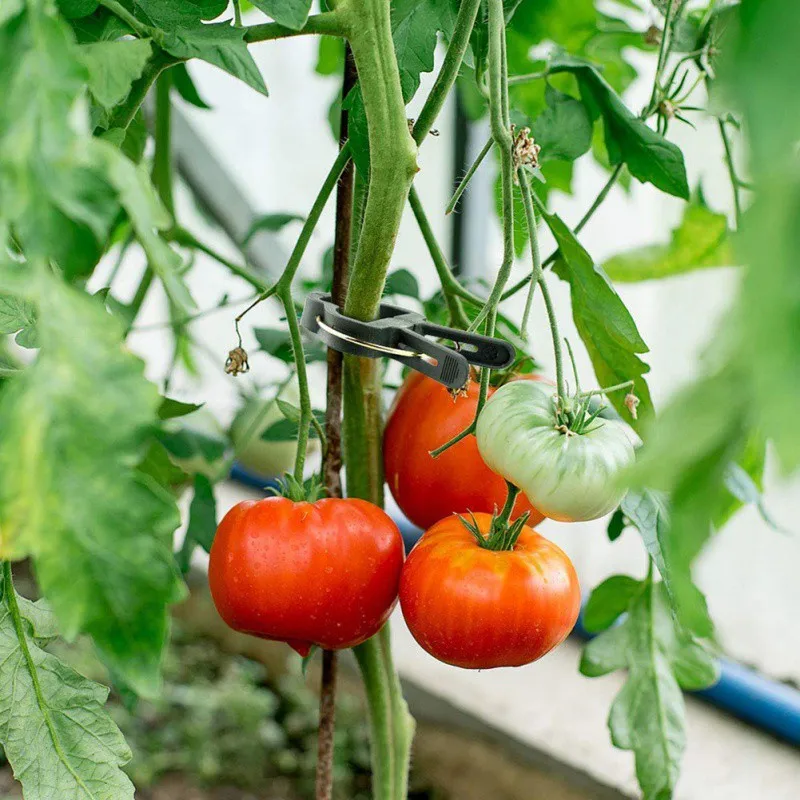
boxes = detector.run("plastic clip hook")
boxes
[300,292,515,389]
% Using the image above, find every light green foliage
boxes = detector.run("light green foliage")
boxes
[604,193,734,282]
[0,275,185,696]
[0,573,135,800]
[175,475,217,573]
[249,0,313,30]
[78,38,152,110]
[0,295,38,348]
[581,576,718,800]
[542,206,653,428]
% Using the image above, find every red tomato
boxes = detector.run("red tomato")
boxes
[384,373,546,529]
[209,497,405,656]
[399,513,580,668]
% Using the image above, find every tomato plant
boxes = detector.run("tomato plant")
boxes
[384,372,545,529]
[400,512,581,669]
[209,495,405,655]
[476,379,635,521]
[0,0,793,799]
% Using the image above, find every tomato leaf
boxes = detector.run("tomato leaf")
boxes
[242,212,305,246]
[582,574,641,633]
[132,1,268,96]
[158,397,204,420]
[255,327,326,363]
[604,192,735,282]
[606,506,625,541]
[176,474,217,574]
[0,577,135,800]
[0,275,185,697]
[531,84,593,162]
[384,268,420,299]
[262,409,325,442]
[249,0,313,30]
[581,577,718,800]
[78,38,153,111]
[172,62,212,110]
[158,426,227,465]
[542,206,653,427]
[0,294,38,348]
[549,54,690,199]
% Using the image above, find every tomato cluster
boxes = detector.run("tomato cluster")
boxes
[210,372,633,670]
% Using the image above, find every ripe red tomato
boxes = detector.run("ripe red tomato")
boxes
[399,513,581,669]
[383,373,545,529]
[209,496,405,656]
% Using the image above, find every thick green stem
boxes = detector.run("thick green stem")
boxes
[341,0,418,321]
[338,3,418,797]
[244,11,346,43]
[353,638,395,800]
[496,480,520,529]
[517,169,541,339]
[411,0,482,145]
[408,187,470,329]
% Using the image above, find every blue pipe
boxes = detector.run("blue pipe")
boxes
[229,462,800,747]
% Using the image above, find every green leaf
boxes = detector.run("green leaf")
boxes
[549,55,690,199]
[583,574,641,633]
[276,398,301,423]
[607,507,625,541]
[176,474,217,573]
[723,460,785,533]
[131,1,266,95]
[172,61,212,109]
[630,367,749,636]
[158,426,227,464]
[158,397,204,419]
[133,0,229,25]
[542,206,653,427]
[249,0,313,30]
[384,268,420,299]
[391,0,458,101]
[0,577,135,800]
[242,212,305,246]
[255,327,326,363]
[583,577,718,800]
[0,275,185,696]
[57,0,100,19]
[604,193,734,282]
[78,38,152,110]
[531,84,593,162]
[316,34,344,76]
[0,294,38,348]
[91,140,196,314]
[262,409,325,442]
[138,440,190,488]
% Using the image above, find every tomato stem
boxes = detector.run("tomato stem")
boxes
[314,649,338,800]
[446,137,493,215]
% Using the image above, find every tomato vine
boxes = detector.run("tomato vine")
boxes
[0,1,795,799]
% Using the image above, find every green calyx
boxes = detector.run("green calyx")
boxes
[270,473,327,503]
[458,481,530,551]
[459,510,531,551]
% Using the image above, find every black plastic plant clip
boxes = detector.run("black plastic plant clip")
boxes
[300,291,515,389]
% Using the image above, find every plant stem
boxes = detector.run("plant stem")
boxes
[99,0,152,37]
[517,169,541,339]
[232,0,242,26]
[646,0,676,115]
[244,11,346,43]
[411,0,482,145]
[717,118,742,229]
[518,172,565,400]
[108,51,179,132]
[408,187,470,329]
[125,71,174,333]
[170,228,271,292]
[507,69,549,85]
[496,480,521,529]
[340,3,418,321]
[575,164,623,235]
[314,48,356,800]
[446,136,493,215]
[315,649,338,800]
[353,639,395,800]
[339,2,418,796]
[153,72,175,216]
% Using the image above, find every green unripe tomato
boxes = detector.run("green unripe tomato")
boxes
[476,380,635,522]
[230,380,318,478]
